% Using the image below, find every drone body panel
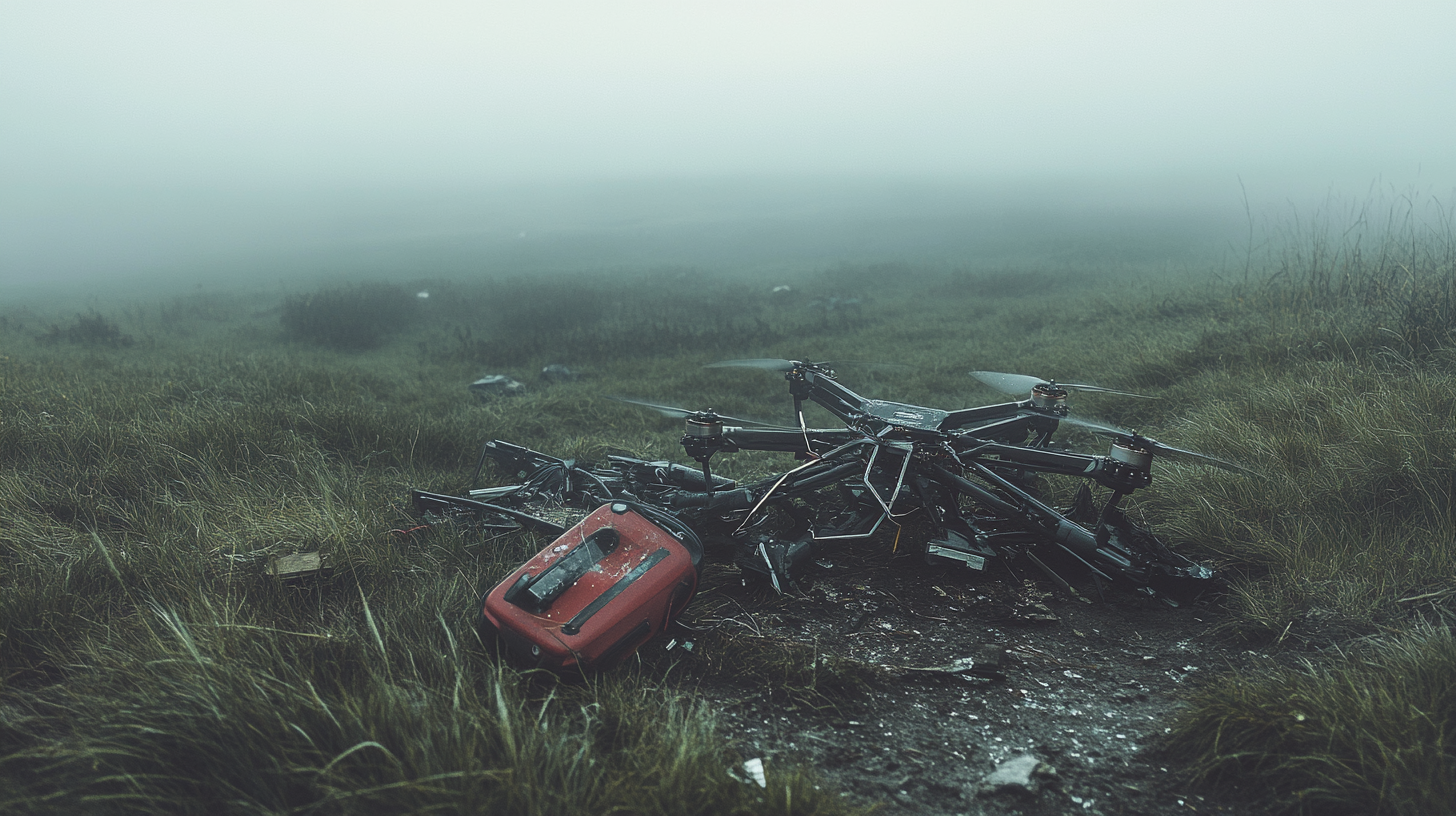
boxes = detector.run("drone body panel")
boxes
[861,399,950,432]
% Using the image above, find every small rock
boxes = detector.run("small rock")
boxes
[469,375,525,400]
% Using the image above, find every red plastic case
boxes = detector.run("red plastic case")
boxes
[479,502,701,672]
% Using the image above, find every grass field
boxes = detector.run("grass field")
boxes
[2,198,1454,814]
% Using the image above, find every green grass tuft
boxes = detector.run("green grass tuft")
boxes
[1,595,857,815]
[1164,625,1456,815]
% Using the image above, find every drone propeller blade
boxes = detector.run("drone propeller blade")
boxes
[611,397,793,429]
[970,371,1047,395]
[612,397,696,419]
[1056,383,1154,398]
[1059,383,1154,398]
[825,360,912,372]
[1137,441,1253,474]
[1051,414,1252,473]
[707,358,902,377]
[705,358,801,372]
[970,370,1152,399]
[1050,414,1131,436]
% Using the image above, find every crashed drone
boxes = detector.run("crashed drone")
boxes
[413,361,1246,671]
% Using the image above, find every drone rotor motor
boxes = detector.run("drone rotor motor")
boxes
[1030,382,1069,409]
[681,414,726,496]
[684,414,723,441]
[1109,439,1154,471]
[1096,439,1156,491]
[680,415,724,461]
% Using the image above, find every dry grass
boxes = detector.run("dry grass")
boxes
[3,198,1455,812]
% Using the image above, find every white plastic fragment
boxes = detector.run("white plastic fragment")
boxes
[742,757,767,787]
[468,375,526,400]
[978,753,1052,795]
[902,656,978,675]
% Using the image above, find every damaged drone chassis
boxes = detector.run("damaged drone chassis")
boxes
[415,360,1234,668]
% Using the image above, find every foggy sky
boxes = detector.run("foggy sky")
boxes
[3,1,1454,284]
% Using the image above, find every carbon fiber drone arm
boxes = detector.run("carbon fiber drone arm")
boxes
[951,440,1154,493]
[790,366,869,424]
[794,365,1062,444]
[939,399,1034,431]
[717,426,860,454]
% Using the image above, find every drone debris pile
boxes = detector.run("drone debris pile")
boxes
[414,360,1245,671]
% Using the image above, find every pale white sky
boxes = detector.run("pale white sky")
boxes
[2,1,1453,279]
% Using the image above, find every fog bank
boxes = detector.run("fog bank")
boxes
[3,2,1452,286]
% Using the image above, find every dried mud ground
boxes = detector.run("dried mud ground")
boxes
[649,544,1284,816]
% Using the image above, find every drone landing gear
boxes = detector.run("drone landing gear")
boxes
[682,415,725,497]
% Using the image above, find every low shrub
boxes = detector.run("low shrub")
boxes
[281,283,418,350]
[35,311,134,348]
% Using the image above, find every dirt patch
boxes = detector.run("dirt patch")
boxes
[656,544,1283,815]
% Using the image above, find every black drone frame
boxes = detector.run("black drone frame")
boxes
[414,360,1243,605]
[668,360,1233,603]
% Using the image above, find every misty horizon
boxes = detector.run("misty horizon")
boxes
[3,2,1453,288]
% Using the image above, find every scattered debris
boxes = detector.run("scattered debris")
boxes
[900,643,1005,679]
[977,753,1055,796]
[735,535,813,592]
[806,296,864,325]
[1009,600,1060,623]
[469,375,526,400]
[266,552,330,579]
[539,364,579,383]
[739,757,767,787]
[902,656,979,675]
[1003,580,1061,623]
[841,608,873,635]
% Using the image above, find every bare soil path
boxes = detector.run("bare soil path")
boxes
[669,549,1280,815]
